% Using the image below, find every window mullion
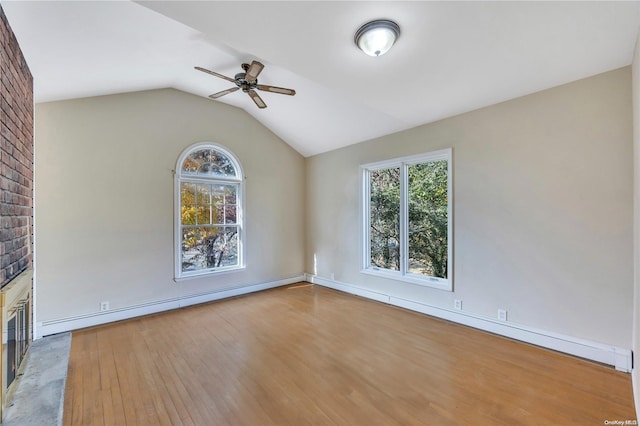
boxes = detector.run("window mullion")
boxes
[400,163,409,276]
[209,186,214,225]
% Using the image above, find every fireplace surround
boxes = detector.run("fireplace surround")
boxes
[0,269,32,419]
[0,5,35,421]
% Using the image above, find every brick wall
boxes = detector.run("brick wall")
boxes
[0,5,33,287]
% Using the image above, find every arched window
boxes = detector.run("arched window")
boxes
[175,143,244,279]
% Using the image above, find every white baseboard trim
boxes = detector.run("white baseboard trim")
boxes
[36,274,306,339]
[306,273,632,372]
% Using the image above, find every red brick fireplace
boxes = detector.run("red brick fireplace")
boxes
[0,4,33,420]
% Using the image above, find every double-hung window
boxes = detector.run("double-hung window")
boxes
[362,148,452,290]
[175,143,244,280]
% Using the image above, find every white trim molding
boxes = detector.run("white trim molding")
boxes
[360,148,453,291]
[306,273,632,372]
[36,275,305,339]
[174,142,246,281]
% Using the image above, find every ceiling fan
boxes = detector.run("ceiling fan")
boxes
[195,60,296,109]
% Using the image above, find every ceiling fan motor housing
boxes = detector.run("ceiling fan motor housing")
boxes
[236,63,258,92]
[234,72,257,92]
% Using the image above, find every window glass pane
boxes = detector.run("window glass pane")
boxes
[195,184,210,204]
[211,185,225,204]
[196,205,212,225]
[212,205,225,224]
[408,160,448,279]
[224,186,237,205]
[225,204,237,224]
[181,149,237,178]
[218,227,239,267]
[181,150,206,174]
[369,168,400,271]
[180,183,196,225]
[181,226,239,272]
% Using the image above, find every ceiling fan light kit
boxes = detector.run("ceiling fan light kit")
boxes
[195,60,296,109]
[354,19,400,57]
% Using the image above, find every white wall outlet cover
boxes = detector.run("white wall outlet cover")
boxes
[498,309,507,321]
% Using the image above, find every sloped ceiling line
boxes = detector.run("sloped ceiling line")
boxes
[2,0,639,157]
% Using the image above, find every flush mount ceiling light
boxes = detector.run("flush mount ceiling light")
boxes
[354,19,400,57]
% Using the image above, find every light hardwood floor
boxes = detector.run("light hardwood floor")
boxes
[63,283,636,425]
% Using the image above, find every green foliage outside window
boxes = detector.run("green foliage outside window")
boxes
[408,161,448,279]
[370,168,401,271]
[369,159,448,279]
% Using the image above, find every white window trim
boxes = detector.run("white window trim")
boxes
[360,148,453,291]
[174,142,246,281]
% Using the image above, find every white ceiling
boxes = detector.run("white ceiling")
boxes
[2,1,640,157]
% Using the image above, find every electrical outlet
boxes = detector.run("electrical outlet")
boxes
[330,272,335,281]
[454,299,462,310]
[498,309,507,321]
[100,301,110,312]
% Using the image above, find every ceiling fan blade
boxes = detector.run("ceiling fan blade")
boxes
[256,84,296,96]
[245,61,265,82]
[209,87,239,99]
[195,66,235,83]
[248,90,267,109]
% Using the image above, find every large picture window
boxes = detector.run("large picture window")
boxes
[175,143,244,280]
[362,149,452,290]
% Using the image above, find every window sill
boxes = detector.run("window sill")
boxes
[175,265,245,282]
[360,267,452,291]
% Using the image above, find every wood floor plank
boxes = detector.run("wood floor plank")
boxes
[63,283,636,425]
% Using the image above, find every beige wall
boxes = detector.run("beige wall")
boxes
[632,29,640,414]
[306,67,633,348]
[34,68,634,355]
[35,89,305,323]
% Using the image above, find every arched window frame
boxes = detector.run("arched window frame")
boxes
[174,142,245,281]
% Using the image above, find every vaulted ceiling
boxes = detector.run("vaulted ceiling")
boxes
[2,1,640,156]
